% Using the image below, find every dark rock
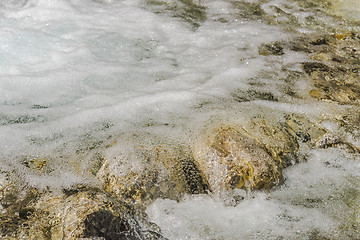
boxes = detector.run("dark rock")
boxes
[83,209,136,240]
[311,37,328,45]
[296,132,311,142]
[258,42,284,56]
[232,89,278,102]
[145,0,206,30]
[303,62,331,75]
[232,1,266,21]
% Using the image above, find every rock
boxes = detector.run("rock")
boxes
[21,156,51,173]
[0,186,165,239]
[303,61,360,104]
[145,0,207,29]
[243,118,299,165]
[0,171,25,238]
[231,89,278,102]
[192,118,299,192]
[96,136,208,208]
[0,187,42,239]
[258,42,284,56]
[191,109,360,193]
[289,32,360,105]
[339,108,360,138]
[284,114,327,146]
[285,113,360,153]
[231,1,266,21]
[0,171,23,213]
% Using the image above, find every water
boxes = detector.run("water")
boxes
[147,148,360,239]
[331,0,360,21]
[0,0,295,187]
[0,0,359,239]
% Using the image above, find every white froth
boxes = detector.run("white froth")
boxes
[331,0,360,21]
[147,148,360,239]
[0,0,295,168]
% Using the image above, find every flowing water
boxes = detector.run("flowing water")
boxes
[0,0,359,239]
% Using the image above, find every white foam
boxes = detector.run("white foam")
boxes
[0,0,296,172]
[331,0,360,21]
[147,148,360,239]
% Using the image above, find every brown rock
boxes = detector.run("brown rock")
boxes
[192,120,299,192]
[290,32,360,105]
[0,186,165,239]
[96,136,208,208]
[258,42,284,56]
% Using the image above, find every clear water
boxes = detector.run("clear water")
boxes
[0,0,359,239]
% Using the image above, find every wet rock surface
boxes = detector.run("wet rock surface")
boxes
[275,31,360,105]
[0,171,20,210]
[96,136,209,208]
[301,33,360,105]
[0,186,165,240]
[192,116,300,192]
[258,42,284,56]
[144,0,207,29]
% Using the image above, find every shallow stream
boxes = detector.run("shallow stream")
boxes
[0,0,359,239]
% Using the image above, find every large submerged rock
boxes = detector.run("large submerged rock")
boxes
[191,108,360,194]
[192,117,299,192]
[144,0,207,29]
[95,109,358,200]
[96,135,209,208]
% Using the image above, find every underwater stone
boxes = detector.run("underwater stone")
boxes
[303,61,360,104]
[231,89,278,102]
[339,109,360,138]
[285,113,360,154]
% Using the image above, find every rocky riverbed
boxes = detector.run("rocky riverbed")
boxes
[0,0,359,239]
